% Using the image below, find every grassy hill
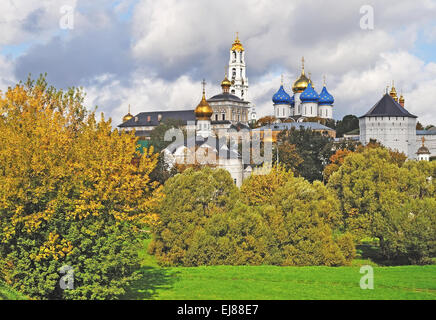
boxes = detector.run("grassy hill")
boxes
[123,239,436,300]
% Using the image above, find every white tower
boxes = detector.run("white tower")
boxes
[228,33,248,101]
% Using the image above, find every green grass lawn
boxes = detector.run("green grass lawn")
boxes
[123,239,436,300]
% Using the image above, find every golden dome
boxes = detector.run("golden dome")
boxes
[231,32,244,52]
[221,72,232,93]
[292,57,310,93]
[195,81,213,120]
[122,105,133,123]
[221,76,232,87]
[389,81,398,101]
[399,94,405,104]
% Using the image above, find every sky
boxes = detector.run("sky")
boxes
[1,0,436,127]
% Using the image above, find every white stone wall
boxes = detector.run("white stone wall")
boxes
[293,93,302,116]
[218,158,243,187]
[301,102,318,118]
[318,105,333,119]
[359,116,417,159]
[274,104,291,119]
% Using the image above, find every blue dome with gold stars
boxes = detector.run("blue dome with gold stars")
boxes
[272,85,291,105]
[300,82,319,103]
[290,94,295,107]
[318,86,334,105]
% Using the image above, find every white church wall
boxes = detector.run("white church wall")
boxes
[302,102,318,118]
[359,116,417,159]
[318,105,333,119]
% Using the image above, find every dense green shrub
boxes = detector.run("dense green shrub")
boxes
[148,167,239,266]
[151,166,354,267]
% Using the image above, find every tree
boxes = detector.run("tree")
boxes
[241,168,352,266]
[255,116,277,127]
[416,122,424,130]
[149,118,185,153]
[277,127,334,182]
[0,76,161,299]
[274,142,303,175]
[150,166,353,267]
[323,149,354,182]
[149,167,239,266]
[302,117,336,129]
[240,165,294,206]
[335,115,359,138]
[327,147,436,264]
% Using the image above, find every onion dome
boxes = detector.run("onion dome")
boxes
[231,32,244,52]
[292,57,310,93]
[389,81,398,102]
[318,85,334,105]
[399,92,405,107]
[122,105,133,123]
[290,94,295,107]
[272,85,291,105]
[300,82,319,103]
[221,74,232,94]
[195,82,213,120]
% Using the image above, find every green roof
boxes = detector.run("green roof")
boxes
[136,140,150,154]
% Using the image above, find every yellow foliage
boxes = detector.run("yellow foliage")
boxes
[0,80,162,245]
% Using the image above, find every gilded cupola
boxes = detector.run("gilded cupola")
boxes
[231,32,244,52]
[194,80,213,120]
[122,105,133,123]
[292,57,310,93]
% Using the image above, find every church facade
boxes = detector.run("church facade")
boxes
[163,82,253,187]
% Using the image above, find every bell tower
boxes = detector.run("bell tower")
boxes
[228,32,248,100]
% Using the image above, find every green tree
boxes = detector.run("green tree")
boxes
[149,167,239,266]
[335,115,359,138]
[277,127,334,182]
[327,148,436,264]
[149,118,185,153]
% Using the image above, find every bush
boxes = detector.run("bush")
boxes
[149,167,239,266]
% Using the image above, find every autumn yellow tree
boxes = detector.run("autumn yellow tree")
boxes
[0,76,161,299]
[323,149,353,182]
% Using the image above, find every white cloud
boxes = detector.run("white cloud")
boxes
[2,0,436,127]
